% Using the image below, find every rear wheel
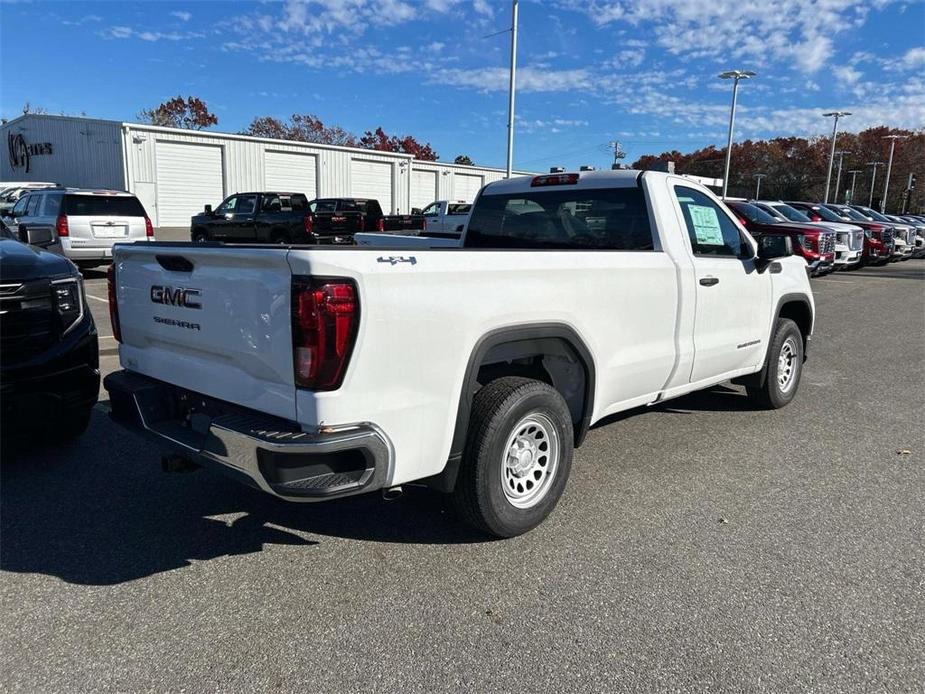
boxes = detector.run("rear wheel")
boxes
[746,318,803,409]
[452,377,573,538]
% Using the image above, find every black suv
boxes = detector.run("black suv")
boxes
[0,229,99,443]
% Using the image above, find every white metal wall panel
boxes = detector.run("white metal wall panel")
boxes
[155,141,224,227]
[410,169,438,210]
[351,159,393,213]
[0,115,125,189]
[454,173,484,202]
[264,151,318,197]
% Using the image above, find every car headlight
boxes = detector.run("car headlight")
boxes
[52,276,84,334]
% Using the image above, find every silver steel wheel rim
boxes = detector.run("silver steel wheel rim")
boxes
[777,336,799,393]
[501,413,559,509]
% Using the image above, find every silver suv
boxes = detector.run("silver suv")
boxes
[5,188,154,268]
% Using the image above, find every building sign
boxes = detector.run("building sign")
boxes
[7,132,53,172]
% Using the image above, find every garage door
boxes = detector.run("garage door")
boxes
[410,169,438,211]
[155,141,223,227]
[265,151,317,198]
[351,159,393,213]
[454,173,484,202]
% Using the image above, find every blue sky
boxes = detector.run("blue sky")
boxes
[1,0,923,170]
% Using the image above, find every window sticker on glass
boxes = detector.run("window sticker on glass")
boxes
[689,204,725,245]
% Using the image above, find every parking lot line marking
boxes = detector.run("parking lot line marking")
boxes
[86,294,109,303]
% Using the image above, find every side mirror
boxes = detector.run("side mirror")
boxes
[411,207,422,215]
[755,234,792,272]
[26,226,55,247]
[204,204,213,214]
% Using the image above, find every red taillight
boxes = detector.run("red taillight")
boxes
[531,173,579,187]
[144,216,154,237]
[107,263,122,343]
[303,214,314,235]
[56,215,69,237]
[291,278,359,390]
[376,217,385,232]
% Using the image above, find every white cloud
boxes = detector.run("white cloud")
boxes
[106,26,203,42]
[171,10,192,22]
[107,26,133,39]
[432,67,592,92]
[833,65,862,86]
[561,0,899,74]
[473,0,494,17]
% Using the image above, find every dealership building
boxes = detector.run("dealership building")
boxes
[1,114,533,228]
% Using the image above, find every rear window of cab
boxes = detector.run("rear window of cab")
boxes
[63,195,146,217]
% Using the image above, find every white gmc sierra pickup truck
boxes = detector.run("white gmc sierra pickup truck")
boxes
[105,170,814,537]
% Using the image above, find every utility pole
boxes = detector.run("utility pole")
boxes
[822,112,851,203]
[847,169,862,203]
[753,173,766,199]
[866,161,884,207]
[880,134,908,213]
[718,70,755,199]
[833,150,850,203]
[607,140,626,169]
[505,0,519,179]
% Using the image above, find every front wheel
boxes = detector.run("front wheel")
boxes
[452,377,574,538]
[192,230,209,243]
[746,317,804,409]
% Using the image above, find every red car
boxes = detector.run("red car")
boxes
[786,202,892,265]
[725,201,835,276]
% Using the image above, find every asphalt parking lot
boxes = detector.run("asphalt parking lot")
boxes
[1,259,923,693]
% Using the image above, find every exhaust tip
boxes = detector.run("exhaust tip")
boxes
[382,486,403,501]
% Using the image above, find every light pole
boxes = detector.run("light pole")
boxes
[880,134,908,212]
[866,161,884,207]
[719,70,755,199]
[833,149,851,203]
[753,173,766,199]
[822,112,851,203]
[847,169,862,203]
[505,0,519,178]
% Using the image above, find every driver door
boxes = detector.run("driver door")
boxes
[672,185,771,383]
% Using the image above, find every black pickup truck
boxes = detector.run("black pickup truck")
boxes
[190,193,424,244]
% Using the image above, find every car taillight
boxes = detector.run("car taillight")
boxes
[531,173,579,187]
[144,216,154,237]
[56,215,69,237]
[291,277,358,391]
[303,214,314,235]
[107,263,122,342]
[376,217,385,232]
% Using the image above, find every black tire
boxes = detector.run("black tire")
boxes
[53,404,93,442]
[270,232,290,245]
[452,377,573,538]
[746,318,804,409]
[192,230,209,243]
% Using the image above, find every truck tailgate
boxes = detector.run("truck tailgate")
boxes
[113,244,296,420]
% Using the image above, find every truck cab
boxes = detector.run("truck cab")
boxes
[419,200,472,236]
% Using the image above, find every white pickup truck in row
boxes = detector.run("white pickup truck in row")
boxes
[105,170,814,537]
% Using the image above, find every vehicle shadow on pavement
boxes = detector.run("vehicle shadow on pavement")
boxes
[0,410,486,586]
[847,267,924,280]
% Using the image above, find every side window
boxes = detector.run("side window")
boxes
[673,186,747,257]
[43,194,62,217]
[11,196,29,217]
[235,194,257,215]
[291,195,308,211]
[27,194,42,216]
[215,196,237,215]
[421,203,439,216]
[262,195,282,212]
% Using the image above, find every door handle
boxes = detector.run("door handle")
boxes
[699,276,720,286]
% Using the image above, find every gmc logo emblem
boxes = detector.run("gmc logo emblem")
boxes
[150,285,202,309]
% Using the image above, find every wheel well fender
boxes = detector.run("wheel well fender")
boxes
[428,324,595,493]
[776,294,813,351]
